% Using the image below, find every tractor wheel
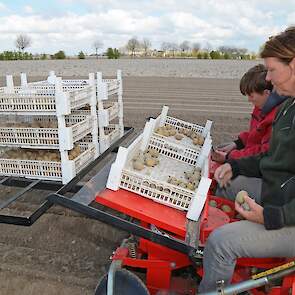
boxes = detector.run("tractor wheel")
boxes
[95,268,149,295]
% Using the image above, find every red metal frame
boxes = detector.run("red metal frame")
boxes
[95,188,295,294]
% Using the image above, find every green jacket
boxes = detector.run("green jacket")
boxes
[228,97,295,230]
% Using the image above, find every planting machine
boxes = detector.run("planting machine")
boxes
[0,109,294,295]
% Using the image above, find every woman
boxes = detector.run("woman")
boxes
[212,64,286,163]
[198,27,295,293]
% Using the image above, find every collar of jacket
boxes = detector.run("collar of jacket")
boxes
[261,91,289,115]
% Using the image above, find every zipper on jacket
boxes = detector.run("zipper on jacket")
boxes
[282,99,295,116]
[279,126,291,131]
[281,176,295,188]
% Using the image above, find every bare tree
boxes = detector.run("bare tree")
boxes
[169,42,179,57]
[15,34,31,52]
[218,46,237,54]
[161,42,170,51]
[142,38,152,56]
[237,47,248,55]
[218,46,249,57]
[179,40,191,52]
[160,42,179,56]
[126,37,140,57]
[93,40,103,59]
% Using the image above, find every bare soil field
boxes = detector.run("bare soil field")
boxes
[0,59,260,79]
[0,75,250,294]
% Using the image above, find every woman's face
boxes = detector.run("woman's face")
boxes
[264,57,295,96]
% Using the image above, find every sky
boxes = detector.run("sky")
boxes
[0,0,294,55]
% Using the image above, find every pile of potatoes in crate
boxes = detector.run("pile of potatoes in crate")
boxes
[155,125,205,146]
[167,167,201,191]
[132,148,160,171]
[2,145,82,162]
[1,120,58,128]
[82,102,113,110]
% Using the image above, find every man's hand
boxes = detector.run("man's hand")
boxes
[211,150,226,163]
[214,163,233,188]
[216,142,237,153]
[235,195,264,224]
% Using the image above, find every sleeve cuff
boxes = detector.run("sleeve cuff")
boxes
[234,138,244,150]
[263,206,285,230]
[226,159,240,178]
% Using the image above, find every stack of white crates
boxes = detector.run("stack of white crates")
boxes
[0,70,124,184]
[107,106,212,221]
[42,71,124,154]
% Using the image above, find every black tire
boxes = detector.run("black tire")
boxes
[95,268,149,295]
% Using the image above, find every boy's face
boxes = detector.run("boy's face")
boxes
[247,90,270,109]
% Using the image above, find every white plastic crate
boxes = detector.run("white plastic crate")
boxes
[0,114,92,149]
[0,83,93,115]
[107,128,212,213]
[29,74,120,97]
[148,106,212,166]
[0,142,95,183]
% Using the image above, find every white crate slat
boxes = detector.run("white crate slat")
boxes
[0,93,56,114]
[29,78,120,97]
[186,177,212,221]
[76,101,120,124]
[83,124,121,153]
[103,101,120,122]
[105,124,120,145]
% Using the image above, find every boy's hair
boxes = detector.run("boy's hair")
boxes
[239,64,273,96]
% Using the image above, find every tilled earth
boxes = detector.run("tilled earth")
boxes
[0,76,250,294]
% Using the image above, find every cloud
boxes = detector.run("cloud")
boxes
[287,12,295,27]
[0,1,291,54]
[0,2,7,11]
[24,5,34,14]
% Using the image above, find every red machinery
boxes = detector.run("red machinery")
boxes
[93,161,295,295]
[5,126,291,295]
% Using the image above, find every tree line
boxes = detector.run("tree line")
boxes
[0,34,257,61]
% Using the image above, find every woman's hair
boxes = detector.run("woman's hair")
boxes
[240,64,273,95]
[260,26,295,64]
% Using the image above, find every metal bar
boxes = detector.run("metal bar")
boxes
[48,193,203,258]
[1,177,82,193]
[0,179,41,209]
[107,260,122,295]
[29,200,53,224]
[72,155,116,205]
[0,214,30,226]
[0,176,10,185]
[200,264,295,295]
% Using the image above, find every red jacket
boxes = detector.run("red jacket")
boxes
[228,107,276,159]
[228,92,287,160]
